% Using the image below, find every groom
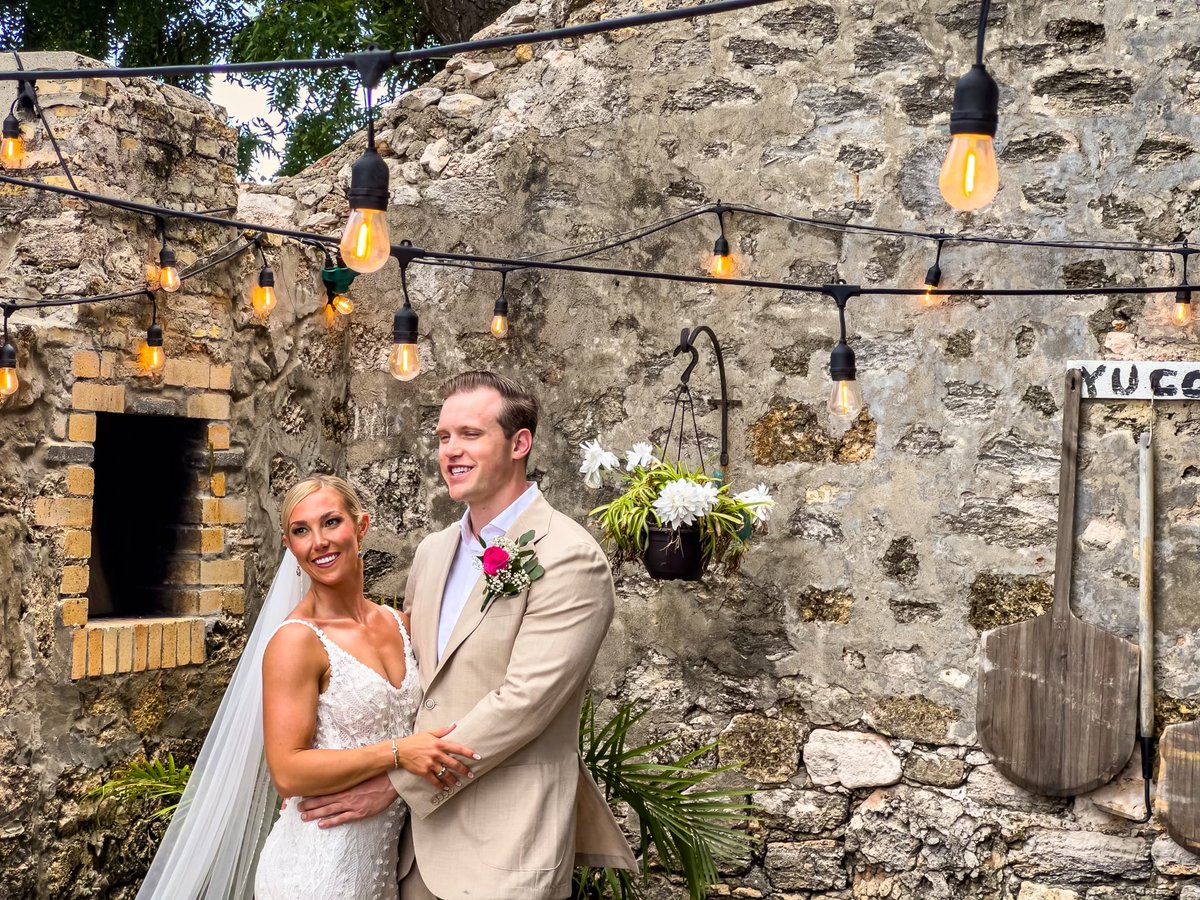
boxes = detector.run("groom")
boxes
[298,371,635,898]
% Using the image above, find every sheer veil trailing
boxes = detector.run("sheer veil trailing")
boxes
[137,550,307,900]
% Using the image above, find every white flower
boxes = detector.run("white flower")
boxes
[625,442,656,471]
[579,438,619,488]
[653,478,719,529]
[734,482,776,524]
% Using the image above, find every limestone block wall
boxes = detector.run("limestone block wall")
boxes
[261,1,1200,896]
[4,0,1200,897]
[0,54,348,896]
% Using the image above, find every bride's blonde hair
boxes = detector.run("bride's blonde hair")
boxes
[279,474,366,533]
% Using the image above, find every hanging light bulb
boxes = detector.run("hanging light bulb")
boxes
[922,237,946,307]
[141,323,166,373]
[0,340,18,398]
[158,244,181,293]
[388,301,421,381]
[939,6,1001,214]
[339,146,391,273]
[826,288,863,422]
[389,262,421,380]
[323,300,339,327]
[332,293,354,315]
[1172,289,1194,327]
[1170,243,1195,327]
[1,113,23,169]
[251,263,277,316]
[828,341,862,421]
[491,296,509,338]
[707,208,736,278]
[490,271,510,338]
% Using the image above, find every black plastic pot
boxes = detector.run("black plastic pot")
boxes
[643,526,707,581]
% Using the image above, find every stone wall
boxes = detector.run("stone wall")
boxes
[4,0,1200,896]
[0,53,348,897]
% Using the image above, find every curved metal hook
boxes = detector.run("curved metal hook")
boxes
[672,325,730,469]
[672,327,700,384]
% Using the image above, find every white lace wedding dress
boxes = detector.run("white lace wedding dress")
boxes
[254,606,421,900]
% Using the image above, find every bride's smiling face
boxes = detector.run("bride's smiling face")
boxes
[283,487,368,586]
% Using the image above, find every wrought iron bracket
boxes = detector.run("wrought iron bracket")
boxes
[673,324,730,469]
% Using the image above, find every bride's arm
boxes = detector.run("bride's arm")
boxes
[262,626,475,798]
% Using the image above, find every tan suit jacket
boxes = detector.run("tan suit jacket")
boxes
[389,491,636,899]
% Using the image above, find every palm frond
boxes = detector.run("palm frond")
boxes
[87,754,192,820]
[577,696,755,900]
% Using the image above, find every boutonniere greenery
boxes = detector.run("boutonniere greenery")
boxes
[475,530,545,611]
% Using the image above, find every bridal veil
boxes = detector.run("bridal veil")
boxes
[136,551,306,899]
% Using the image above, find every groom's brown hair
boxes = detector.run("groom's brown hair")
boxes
[442,371,539,440]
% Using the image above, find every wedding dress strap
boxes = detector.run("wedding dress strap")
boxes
[379,605,414,659]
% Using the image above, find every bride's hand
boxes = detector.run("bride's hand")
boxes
[397,724,480,788]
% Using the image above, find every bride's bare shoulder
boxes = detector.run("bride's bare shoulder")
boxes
[263,619,326,675]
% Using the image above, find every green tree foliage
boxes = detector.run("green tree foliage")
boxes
[229,0,437,176]
[2,0,437,177]
[2,0,248,96]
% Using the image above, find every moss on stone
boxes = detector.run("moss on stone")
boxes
[794,587,853,624]
[967,573,1052,631]
[870,695,957,744]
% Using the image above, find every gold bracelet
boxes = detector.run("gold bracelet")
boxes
[390,737,400,769]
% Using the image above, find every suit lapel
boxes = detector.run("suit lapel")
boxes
[429,492,554,685]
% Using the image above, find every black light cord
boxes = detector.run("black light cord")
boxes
[976,0,992,66]
[2,238,257,310]
[0,0,781,84]
[3,169,1199,304]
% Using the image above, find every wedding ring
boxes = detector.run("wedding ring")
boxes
[437,765,448,777]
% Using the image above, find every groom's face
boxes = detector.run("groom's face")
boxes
[436,387,522,505]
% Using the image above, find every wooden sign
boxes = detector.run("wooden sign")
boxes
[1068,360,1200,400]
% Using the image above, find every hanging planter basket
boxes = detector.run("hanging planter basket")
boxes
[643,525,708,581]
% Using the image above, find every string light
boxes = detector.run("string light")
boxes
[708,207,735,278]
[922,236,946,307]
[939,0,1000,212]
[491,270,509,338]
[388,260,421,381]
[827,287,862,422]
[250,242,277,317]
[321,249,356,317]
[136,292,167,373]
[1172,242,1195,327]
[0,310,17,398]
[0,79,34,170]
[157,221,181,293]
[339,81,391,274]
[143,324,166,373]
[1,113,22,168]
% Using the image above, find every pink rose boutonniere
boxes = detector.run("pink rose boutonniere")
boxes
[475,530,545,611]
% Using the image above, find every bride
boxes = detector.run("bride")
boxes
[136,474,476,899]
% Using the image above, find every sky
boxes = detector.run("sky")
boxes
[208,74,285,181]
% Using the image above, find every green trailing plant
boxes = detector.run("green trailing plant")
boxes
[91,702,752,899]
[87,754,192,819]
[573,695,755,900]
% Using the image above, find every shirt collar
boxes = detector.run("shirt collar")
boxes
[458,482,541,552]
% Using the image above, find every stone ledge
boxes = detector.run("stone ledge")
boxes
[71,616,206,679]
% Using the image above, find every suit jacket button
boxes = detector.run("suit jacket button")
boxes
[424,698,436,710]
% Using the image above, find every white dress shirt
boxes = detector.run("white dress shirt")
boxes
[436,482,541,662]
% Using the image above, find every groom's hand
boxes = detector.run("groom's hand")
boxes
[297,772,400,828]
